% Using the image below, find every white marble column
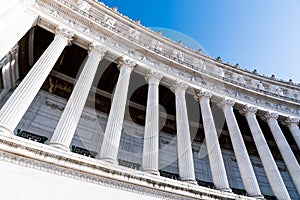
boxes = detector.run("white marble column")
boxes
[0,27,73,135]
[264,112,300,195]
[99,58,136,164]
[286,117,300,149]
[49,44,106,150]
[220,99,263,198]
[195,90,231,191]
[242,106,290,200]
[172,81,196,183]
[142,71,163,175]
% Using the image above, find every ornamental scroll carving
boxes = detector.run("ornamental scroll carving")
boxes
[55,27,74,45]
[194,90,212,100]
[218,98,235,110]
[171,81,189,92]
[240,105,257,116]
[118,57,136,70]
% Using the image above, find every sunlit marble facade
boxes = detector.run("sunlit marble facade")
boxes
[0,0,300,199]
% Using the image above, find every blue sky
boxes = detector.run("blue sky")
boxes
[100,0,300,83]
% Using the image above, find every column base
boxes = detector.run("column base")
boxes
[48,142,70,151]
[0,125,14,136]
[143,169,160,175]
[217,187,232,193]
[182,179,198,185]
[99,156,118,164]
[249,194,265,199]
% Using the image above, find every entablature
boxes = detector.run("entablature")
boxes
[28,0,300,118]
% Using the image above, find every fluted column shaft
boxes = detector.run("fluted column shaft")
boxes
[221,99,262,198]
[243,106,290,200]
[142,71,163,175]
[99,58,136,163]
[286,117,300,149]
[49,45,106,150]
[173,81,196,183]
[265,112,300,195]
[0,28,73,135]
[195,90,230,191]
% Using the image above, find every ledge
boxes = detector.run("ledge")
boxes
[0,134,256,200]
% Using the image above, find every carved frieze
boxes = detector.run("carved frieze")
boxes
[104,14,117,27]
[77,0,92,13]
[249,79,265,90]
[151,40,162,51]
[172,50,184,61]
[232,73,245,84]
[128,28,140,40]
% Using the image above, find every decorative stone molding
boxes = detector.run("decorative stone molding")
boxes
[218,98,235,110]
[172,50,184,61]
[32,0,300,119]
[261,112,279,123]
[0,135,254,200]
[192,59,205,71]
[249,79,265,90]
[152,40,163,51]
[104,14,117,27]
[88,44,106,57]
[34,0,300,119]
[232,74,245,84]
[145,71,163,84]
[118,57,136,70]
[128,28,140,40]
[265,112,279,120]
[77,0,91,13]
[285,117,300,127]
[50,10,59,17]
[240,105,258,116]
[171,81,189,92]
[55,26,74,45]
[194,89,212,101]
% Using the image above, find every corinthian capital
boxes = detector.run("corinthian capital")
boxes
[88,44,106,57]
[145,71,163,84]
[240,105,257,116]
[194,89,212,101]
[265,112,279,120]
[218,98,235,110]
[171,81,189,93]
[286,117,300,126]
[118,57,136,70]
[55,27,74,45]
[262,111,279,123]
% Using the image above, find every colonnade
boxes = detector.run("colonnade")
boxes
[0,27,299,200]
